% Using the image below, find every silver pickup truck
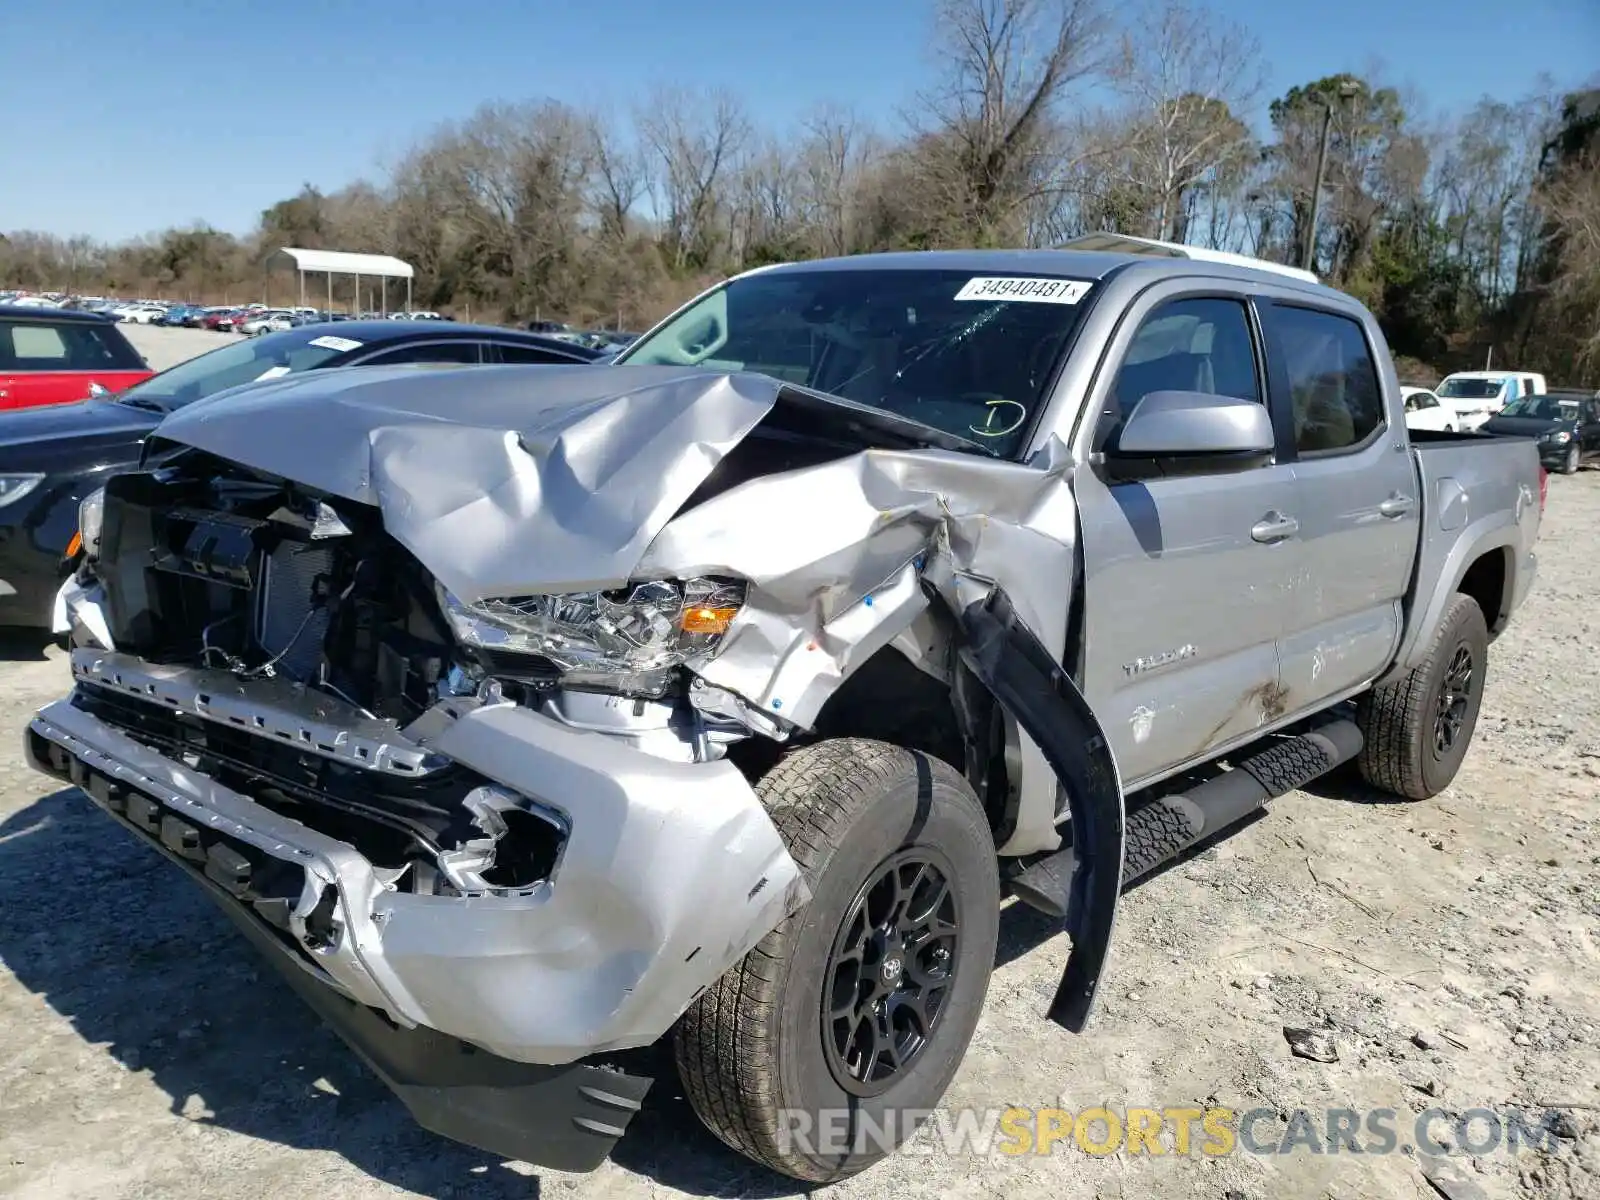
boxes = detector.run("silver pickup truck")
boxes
[30,246,1543,1182]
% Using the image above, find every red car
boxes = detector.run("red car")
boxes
[0,306,153,411]
[199,308,245,331]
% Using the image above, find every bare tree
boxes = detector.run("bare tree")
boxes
[797,104,875,256]
[1108,0,1262,243]
[637,86,750,270]
[913,0,1109,244]
[586,111,647,243]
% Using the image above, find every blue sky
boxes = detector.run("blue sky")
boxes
[2,0,1595,241]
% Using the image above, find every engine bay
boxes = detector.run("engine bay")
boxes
[93,451,506,722]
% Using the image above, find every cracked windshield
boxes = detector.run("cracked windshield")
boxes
[620,269,1094,456]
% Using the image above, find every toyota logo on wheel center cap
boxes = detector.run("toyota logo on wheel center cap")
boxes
[881,954,904,984]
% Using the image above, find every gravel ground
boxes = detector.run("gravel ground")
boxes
[122,322,241,371]
[1,330,1596,1199]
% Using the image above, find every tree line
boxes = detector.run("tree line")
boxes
[3,0,1597,382]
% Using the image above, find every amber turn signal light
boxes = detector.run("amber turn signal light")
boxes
[680,605,738,634]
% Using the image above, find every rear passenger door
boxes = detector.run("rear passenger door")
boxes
[1076,289,1300,788]
[1259,302,1418,712]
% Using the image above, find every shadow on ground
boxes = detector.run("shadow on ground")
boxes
[0,629,54,663]
[0,787,805,1199]
[0,767,1388,1196]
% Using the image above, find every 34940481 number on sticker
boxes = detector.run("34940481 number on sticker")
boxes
[953,276,1093,304]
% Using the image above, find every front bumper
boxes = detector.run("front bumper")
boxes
[27,650,807,1056]
[35,730,654,1171]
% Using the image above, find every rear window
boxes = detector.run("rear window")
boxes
[0,318,145,372]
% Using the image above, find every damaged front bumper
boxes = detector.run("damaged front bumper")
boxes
[26,651,808,1166]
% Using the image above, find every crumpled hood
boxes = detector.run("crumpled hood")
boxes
[152,364,784,602]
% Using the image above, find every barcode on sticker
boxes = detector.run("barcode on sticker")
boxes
[953,277,1092,304]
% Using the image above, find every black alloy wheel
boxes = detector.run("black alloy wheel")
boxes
[823,848,959,1095]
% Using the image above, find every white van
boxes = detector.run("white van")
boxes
[1435,370,1547,430]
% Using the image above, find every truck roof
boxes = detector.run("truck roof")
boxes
[1056,232,1321,284]
[761,241,1333,296]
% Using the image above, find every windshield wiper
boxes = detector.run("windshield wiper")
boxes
[116,395,169,414]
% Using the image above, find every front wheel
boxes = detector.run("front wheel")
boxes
[1356,593,1489,799]
[674,739,1000,1183]
[1561,444,1580,475]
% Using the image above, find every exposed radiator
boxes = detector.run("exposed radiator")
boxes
[255,542,335,682]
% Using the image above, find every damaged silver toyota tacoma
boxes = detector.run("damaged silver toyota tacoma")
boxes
[29,246,1544,1181]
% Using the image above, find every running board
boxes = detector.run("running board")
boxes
[1008,720,1363,918]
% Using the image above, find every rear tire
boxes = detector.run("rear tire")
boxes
[1356,594,1489,799]
[673,739,999,1183]
[1561,445,1580,475]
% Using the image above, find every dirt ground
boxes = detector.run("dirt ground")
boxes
[1,329,1595,1199]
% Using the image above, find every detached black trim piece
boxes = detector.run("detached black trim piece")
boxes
[953,588,1125,1031]
[26,725,653,1173]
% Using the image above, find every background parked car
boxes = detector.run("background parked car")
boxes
[241,310,295,336]
[0,320,603,628]
[1436,370,1547,430]
[1400,384,1458,432]
[0,305,151,412]
[1481,388,1600,475]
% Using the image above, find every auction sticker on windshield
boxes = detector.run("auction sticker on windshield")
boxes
[954,277,1093,304]
[307,335,364,353]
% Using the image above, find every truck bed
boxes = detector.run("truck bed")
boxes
[1384,428,1542,681]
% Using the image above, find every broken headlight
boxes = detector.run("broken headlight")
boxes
[438,577,744,692]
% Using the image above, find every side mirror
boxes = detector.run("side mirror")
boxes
[1105,390,1275,479]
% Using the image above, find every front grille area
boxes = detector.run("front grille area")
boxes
[73,683,482,867]
[69,682,566,894]
[26,723,325,961]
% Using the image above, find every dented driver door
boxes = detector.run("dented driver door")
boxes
[1074,288,1298,789]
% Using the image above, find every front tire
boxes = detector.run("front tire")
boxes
[1356,594,1489,799]
[674,739,999,1183]
[1561,445,1580,475]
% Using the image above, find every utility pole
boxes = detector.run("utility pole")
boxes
[1302,80,1362,274]
[1304,105,1335,272]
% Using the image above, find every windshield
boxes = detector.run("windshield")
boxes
[1438,377,1506,399]
[616,268,1096,456]
[1499,396,1573,420]
[114,328,357,411]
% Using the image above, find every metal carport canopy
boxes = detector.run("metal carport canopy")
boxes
[273,247,415,313]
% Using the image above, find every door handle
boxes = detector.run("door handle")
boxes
[1251,511,1299,543]
[1378,493,1415,518]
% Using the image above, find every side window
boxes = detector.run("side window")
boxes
[1094,297,1260,451]
[362,341,482,366]
[1264,305,1384,455]
[9,323,68,364]
[493,343,579,365]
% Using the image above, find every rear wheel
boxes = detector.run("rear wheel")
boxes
[673,739,999,1182]
[1356,594,1489,799]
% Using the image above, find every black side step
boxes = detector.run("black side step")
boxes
[1009,720,1363,918]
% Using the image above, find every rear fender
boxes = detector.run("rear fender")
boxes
[952,587,1125,1031]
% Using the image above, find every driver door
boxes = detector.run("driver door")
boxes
[1075,288,1298,788]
